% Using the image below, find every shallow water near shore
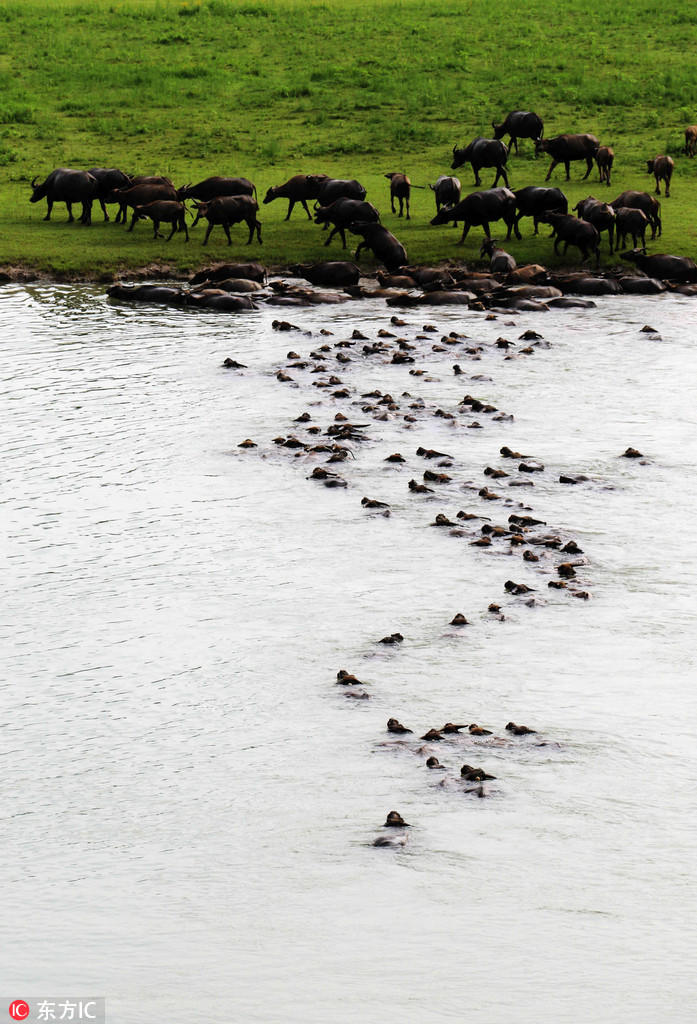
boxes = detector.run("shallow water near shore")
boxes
[2,283,697,1023]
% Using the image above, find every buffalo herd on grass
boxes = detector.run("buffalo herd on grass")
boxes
[27,111,697,275]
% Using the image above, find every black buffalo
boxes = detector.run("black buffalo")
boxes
[108,182,178,225]
[385,172,411,218]
[87,168,132,221]
[348,221,407,271]
[177,177,256,202]
[543,212,600,265]
[535,134,600,181]
[614,208,649,250]
[263,174,330,220]
[429,175,461,213]
[620,249,697,282]
[191,196,262,245]
[289,262,361,287]
[313,178,367,206]
[431,187,517,244]
[129,200,189,241]
[573,197,616,253]
[451,138,509,187]
[646,155,674,197]
[513,186,568,235]
[314,199,380,248]
[609,191,661,239]
[30,168,97,224]
[492,111,544,153]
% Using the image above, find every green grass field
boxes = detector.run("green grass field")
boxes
[2,0,697,276]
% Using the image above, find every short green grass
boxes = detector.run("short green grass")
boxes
[2,0,697,276]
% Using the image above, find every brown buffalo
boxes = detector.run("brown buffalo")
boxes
[385,173,411,218]
[129,200,189,241]
[647,155,674,197]
[596,146,614,186]
[609,190,661,239]
[535,134,599,181]
[191,196,262,245]
[685,125,697,157]
[262,174,330,220]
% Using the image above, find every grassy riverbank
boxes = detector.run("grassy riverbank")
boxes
[3,0,697,276]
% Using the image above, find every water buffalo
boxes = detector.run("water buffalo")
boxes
[614,208,649,250]
[610,190,661,239]
[184,289,257,312]
[349,221,407,271]
[480,238,516,273]
[108,182,178,225]
[573,197,616,253]
[87,168,131,221]
[685,125,697,157]
[647,155,674,197]
[535,134,599,181]
[191,195,262,245]
[384,173,411,218]
[596,146,614,186]
[190,262,267,285]
[262,173,330,220]
[289,261,361,287]
[313,177,367,206]
[429,175,461,213]
[492,111,544,153]
[129,200,189,241]
[177,177,256,202]
[30,168,97,224]
[431,187,518,244]
[620,248,697,282]
[513,186,568,234]
[108,284,186,307]
[451,138,509,187]
[542,212,600,265]
[314,198,380,248]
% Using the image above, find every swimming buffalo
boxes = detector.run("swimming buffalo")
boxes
[480,238,516,273]
[263,174,330,220]
[596,146,614,186]
[385,173,411,218]
[314,198,380,248]
[129,200,189,241]
[543,212,600,265]
[451,138,509,187]
[610,190,661,239]
[513,186,568,234]
[647,155,674,197]
[535,134,599,181]
[191,196,262,245]
[620,248,697,282]
[349,221,407,271]
[190,262,267,285]
[492,111,543,153]
[30,168,97,224]
[289,261,361,287]
[573,197,616,253]
[177,177,256,202]
[429,175,461,213]
[431,187,518,244]
[87,167,132,221]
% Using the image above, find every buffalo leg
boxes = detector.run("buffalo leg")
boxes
[354,241,366,260]
[324,225,339,246]
[223,223,233,245]
[582,157,593,180]
[181,217,189,242]
[493,165,509,188]
[608,224,614,254]
[166,221,177,242]
[564,161,571,181]
[203,222,214,245]
[254,218,262,244]
[391,195,396,215]
[405,196,410,220]
[285,200,295,221]
[473,167,482,186]
[128,211,138,232]
[245,218,254,244]
[457,222,471,245]
[66,201,74,223]
[545,159,559,181]
[100,199,109,222]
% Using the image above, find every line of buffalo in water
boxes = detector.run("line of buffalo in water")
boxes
[28,110,697,281]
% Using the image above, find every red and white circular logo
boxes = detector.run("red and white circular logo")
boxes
[9,1002,30,1021]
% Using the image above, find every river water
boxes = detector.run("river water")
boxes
[2,282,696,1023]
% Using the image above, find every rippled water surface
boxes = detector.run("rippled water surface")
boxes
[2,283,697,1023]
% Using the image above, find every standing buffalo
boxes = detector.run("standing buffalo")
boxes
[129,200,189,241]
[614,208,649,250]
[513,186,568,235]
[313,178,367,206]
[685,125,697,157]
[610,190,661,239]
[452,138,509,186]
[263,174,330,220]
[87,168,132,221]
[492,111,544,153]
[573,197,616,253]
[647,155,674,197]
[191,195,262,245]
[314,199,380,248]
[535,134,599,181]
[349,221,407,271]
[596,146,614,186]
[429,175,461,213]
[177,177,256,202]
[30,168,97,224]
[385,173,411,218]
[109,183,178,226]
[431,187,518,244]
[543,212,600,265]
